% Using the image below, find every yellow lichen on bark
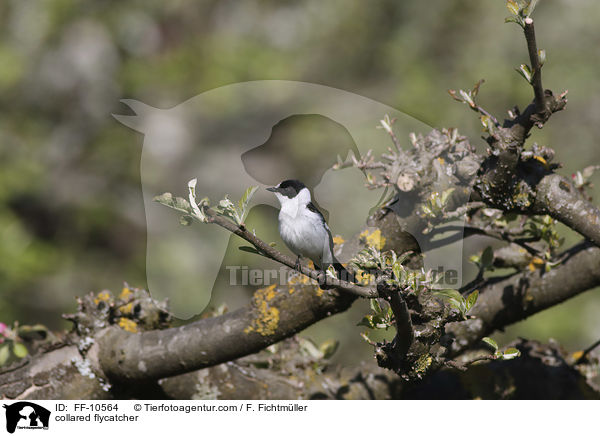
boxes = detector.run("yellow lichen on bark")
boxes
[120,303,133,314]
[360,229,386,250]
[527,256,545,271]
[93,290,112,305]
[118,317,138,333]
[332,235,345,245]
[355,269,374,286]
[244,284,280,336]
[414,354,432,373]
[119,286,132,299]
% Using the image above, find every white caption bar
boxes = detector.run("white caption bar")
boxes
[0,400,595,435]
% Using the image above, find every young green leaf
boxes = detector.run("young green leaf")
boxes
[469,253,481,268]
[421,205,434,218]
[465,290,479,313]
[506,0,520,16]
[480,115,494,132]
[369,298,382,313]
[481,246,494,269]
[216,195,240,224]
[298,337,323,359]
[505,15,524,27]
[392,262,403,282]
[12,342,28,358]
[219,196,234,210]
[0,345,9,366]
[357,315,375,329]
[516,64,532,83]
[238,186,258,223]
[434,289,467,316]
[378,116,393,135]
[319,339,339,359]
[471,79,484,97]
[238,246,261,255]
[502,347,521,360]
[326,265,337,280]
[523,0,538,17]
[538,49,546,66]
[482,337,499,352]
[372,313,390,329]
[441,188,455,205]
[459,89,474,107]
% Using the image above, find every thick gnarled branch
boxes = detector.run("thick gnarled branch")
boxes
[97,280,356,382]
[447,243,600,356]
[531,174,600,247]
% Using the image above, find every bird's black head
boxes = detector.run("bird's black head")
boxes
[266,179,307,198]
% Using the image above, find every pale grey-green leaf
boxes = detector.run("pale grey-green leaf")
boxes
[0,345,9,366]
[13,342,28,358]
[153,193,192,214]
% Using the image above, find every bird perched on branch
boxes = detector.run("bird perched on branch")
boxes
[267,179,354,283]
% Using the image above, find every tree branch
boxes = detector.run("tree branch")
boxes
[531,174,600,247]
[204,208,377,298]
[523,17,545,112]
[93,237,600,384]
[98,279,356,382]
[447,243,600,356]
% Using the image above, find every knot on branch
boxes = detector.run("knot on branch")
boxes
[529,89,568,128]
[476,138,561,211]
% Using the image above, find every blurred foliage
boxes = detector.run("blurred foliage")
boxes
[0,0,599,364]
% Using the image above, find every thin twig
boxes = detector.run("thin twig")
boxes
[523,17,545,112]
[448,88,500,127]
[443,201,487,220]
[388,128,402,153]
[474,105,500,127]
[204,208,378,298]
[575,338,600,365]
[445,354,498,371]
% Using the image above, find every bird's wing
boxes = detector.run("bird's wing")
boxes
[307,201,337,265]
[306,202,328,228]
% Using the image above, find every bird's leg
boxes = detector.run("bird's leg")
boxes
[295,255,302,272]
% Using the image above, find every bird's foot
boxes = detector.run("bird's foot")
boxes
[295,255,302,272]
[317,270,333,290]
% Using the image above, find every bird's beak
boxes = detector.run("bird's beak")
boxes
[266,187,278,192]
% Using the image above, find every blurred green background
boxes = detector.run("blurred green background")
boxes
[1,0,599,364]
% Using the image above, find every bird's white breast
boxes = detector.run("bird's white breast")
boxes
[277,190,332,267]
